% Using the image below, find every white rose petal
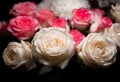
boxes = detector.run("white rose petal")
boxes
[103,23,120,47]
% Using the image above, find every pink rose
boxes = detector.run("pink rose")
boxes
[91,8,105,23]
[71,8,93,30]
[8,16,39,40]
[0,21,9,37]
[10,1,37,16]
[90,17,113,32]
[51,18,67,28]
[69,30,85,46]
[34,9,57,27]
[50,18,70,32]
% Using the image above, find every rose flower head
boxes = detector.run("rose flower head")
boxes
[50,18,70,32]
[103,23,120,48]
[71,8,93,30]
[76,33,117,68]
[34,9,57,27]
[32,28,75,69]
[90,16,113,32]
[90,8,105,23]
[7,16,39,40]
[10,1,37,16]
[3,40,36,71]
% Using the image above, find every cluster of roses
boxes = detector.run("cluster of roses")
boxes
[0,1,120,71]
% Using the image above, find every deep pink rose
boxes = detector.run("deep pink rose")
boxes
[90,16,113,32]
[34,9,57,27]
[71,8,93,30]
[8,16,39,40]
[10,1,37,16]
[51,18,67,28]
[69,30,85,46]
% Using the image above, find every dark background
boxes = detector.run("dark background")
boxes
[0,0,120,81]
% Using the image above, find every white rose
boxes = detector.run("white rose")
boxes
[103,23,120,47]
[3,40,36,71]
[32,28,75,69]
[110,4,120,22]
[76,33,117,68]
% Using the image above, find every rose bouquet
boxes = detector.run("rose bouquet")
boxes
[0,0,120,74]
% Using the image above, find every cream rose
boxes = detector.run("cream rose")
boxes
[103,23,120,47]
[32,28,75,69]
[76,33,117,68]
[110,4,120,22]
[3,40,36,71]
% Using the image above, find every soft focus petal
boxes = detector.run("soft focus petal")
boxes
[10,1,37,16]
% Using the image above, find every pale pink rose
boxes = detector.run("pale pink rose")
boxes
[50,18,70,32]
[90,17,113,32]
[90,8,105,23]
[69,30,85,46]
[71,8,93,30]
[10,1,37,16]
[34,9,57,27]
[8,16,39,40]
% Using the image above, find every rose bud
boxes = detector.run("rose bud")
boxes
[32,28,75,69]
[37,0,90,19]
[34,9,57,27]
[7,16,39,40]
[76,33,117,68]
[50,18,70,32]
[3,40,36,71]
[90,16,113,32]
[69,30,85,46]
[10,1,37,16]
[71,8,93,30]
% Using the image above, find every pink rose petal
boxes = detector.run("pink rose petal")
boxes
[91,8,105,23]
[34,9,57,27]
[51,18,67,28]
[90,16,113,32]
[69,30,85,46]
